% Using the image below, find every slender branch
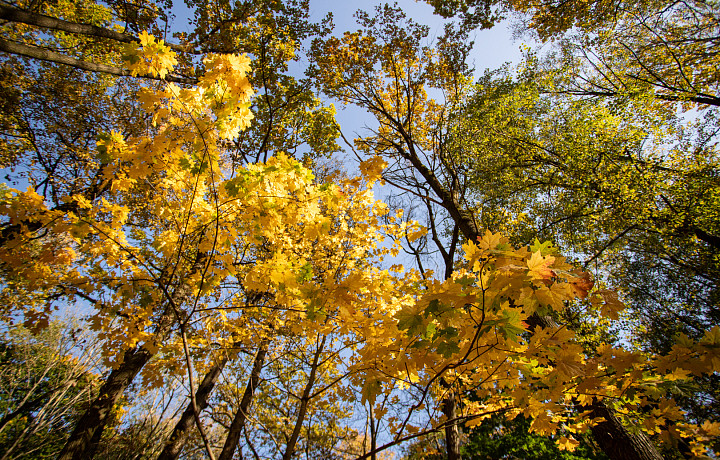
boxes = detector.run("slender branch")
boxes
[179,327,217,460]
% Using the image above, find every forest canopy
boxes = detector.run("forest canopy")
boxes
[0,0,718,459]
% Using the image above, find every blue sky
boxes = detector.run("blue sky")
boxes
[307,0,527,73]
[296,1,531,153]
[167,0,532,148]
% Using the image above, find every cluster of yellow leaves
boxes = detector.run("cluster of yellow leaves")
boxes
[0,33,411,382]
[345,231,720,456]
[122,31,178,78]
[359,155,388,184]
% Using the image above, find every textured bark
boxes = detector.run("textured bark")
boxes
[218,340,270,460]
[588,403,664,460]
[57,346,155,460]
[442,396,461,460]
[157,357,229,460]
[0,38,196,84]
[0,5,192,53]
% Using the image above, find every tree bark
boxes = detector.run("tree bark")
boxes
[0,38,196,84]
[218,340,270,460]
[281,335,327,460]
[0,4,191,53]
[57,346,155,460]
[442,395,461,460]
[157,356,229,460]
[588,402,664,460]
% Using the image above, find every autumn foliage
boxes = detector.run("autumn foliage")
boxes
[0,0,719,459]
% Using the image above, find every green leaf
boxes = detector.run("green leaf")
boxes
[529,239,557,256]
[436,340,460,358]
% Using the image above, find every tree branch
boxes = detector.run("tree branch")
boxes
[0,38,196,84]
[0,5,193,53]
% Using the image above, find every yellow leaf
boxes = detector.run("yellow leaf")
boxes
[359,156,387,183]
[557,436,580,451]
[527,250,555,280]
[591,289,626,320]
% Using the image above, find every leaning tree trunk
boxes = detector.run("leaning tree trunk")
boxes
[157,356,230,460]
[218,339,270,460]
[59,253,207,460]
[57,344,158,460]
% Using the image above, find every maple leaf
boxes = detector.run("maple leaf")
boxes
[569,269,594,299]
[554,348,585,378]
[527,250,556,281]
[591,289,626,320]
[700,326,720,346]
[138,30,154,47]
[529,238,558,256]
[557,436,580,451]
[359,155,388,183]
[477,230,508,251]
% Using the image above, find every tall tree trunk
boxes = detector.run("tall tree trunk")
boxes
[282,334,327,460]
[57,345,155,460]
[218,340,270,460]
[588,403,664,460]
[59,252,207,460]
[368,403,377,460]
[390,135,664,460]
[157,356,229,460]
[442,395,461,460]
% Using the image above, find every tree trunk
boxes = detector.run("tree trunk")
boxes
[588,402,664,460]
[442,394,461,460]
[0,4,190,53]
[59,247,208,460]
[218,340,270,460]
[394,138,664,460]
[0,37,195,84]
[57,346,154,460]
[282,335,327,460]
[368,403,377,460]
[157,356,229,460]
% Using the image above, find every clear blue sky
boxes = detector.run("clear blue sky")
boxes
[297,0,530,152]
[307,0,527,72]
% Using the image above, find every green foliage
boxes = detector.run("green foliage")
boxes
[455,63,720,428]
[0,322,100,459]
[462,414,608,460]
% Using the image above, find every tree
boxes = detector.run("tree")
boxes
[0,321,103,459]
[0,1,341,458]
[1,1,720,460]
[309,4,720,459]
[434,0,720,431]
